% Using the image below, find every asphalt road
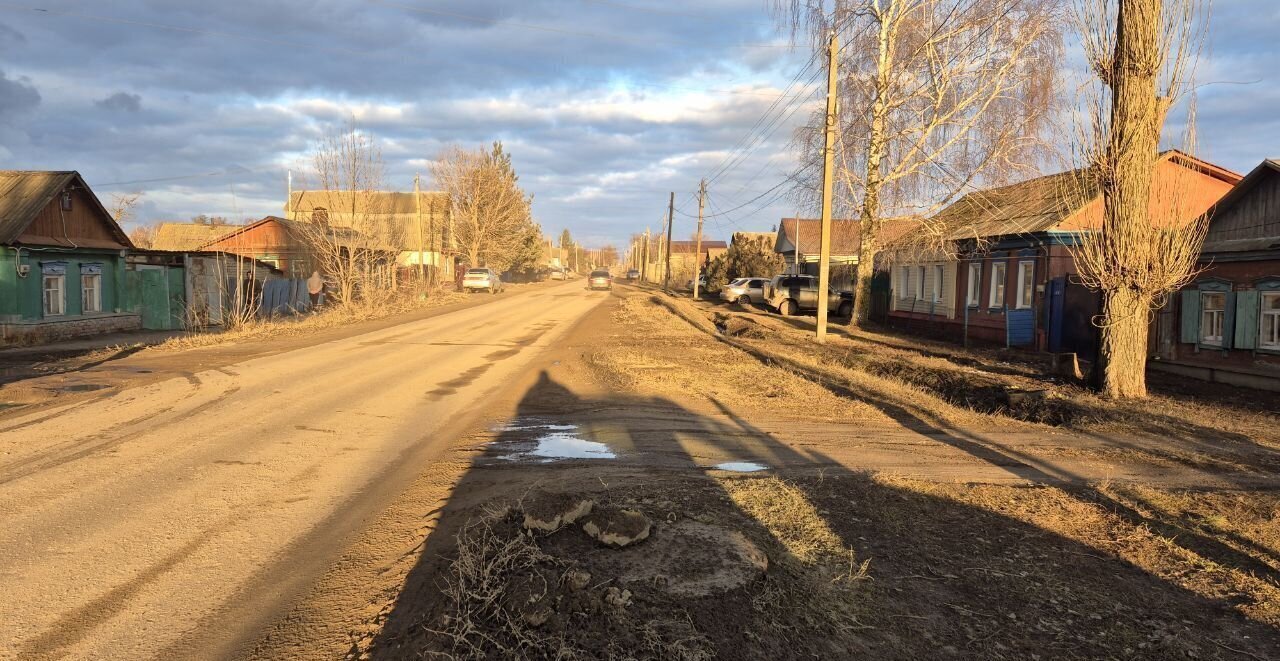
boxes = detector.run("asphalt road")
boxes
[0,279,610,660]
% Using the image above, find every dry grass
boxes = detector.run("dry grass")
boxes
[152,290,468,352]
[590,295,887,423]
[721,476,850,566]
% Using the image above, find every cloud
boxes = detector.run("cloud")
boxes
[0,70,40,116]
[95,91,142,112]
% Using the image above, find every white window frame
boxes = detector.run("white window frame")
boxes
[1260,291,1280,350]
[43,274,66,317]
[1200,291,1225,346]
[966,263,981,307]
[81,273,102,313]
[901,267,912,300]
[932,265,945,303]
[1015,261,1034,309]
[916,266,926,301]
[989,262,1007,309]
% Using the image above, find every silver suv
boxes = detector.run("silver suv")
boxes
[462,268,504,294]
[764,274,853,317]
[719,277,769,306]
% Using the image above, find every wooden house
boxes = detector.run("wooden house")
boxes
[0,171,140,343]
[1153,159,1280,391]
[882,151,1240,352]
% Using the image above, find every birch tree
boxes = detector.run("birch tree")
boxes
[430,142,534,272]
[777,0,1060,326]
[1069,0,1209,398]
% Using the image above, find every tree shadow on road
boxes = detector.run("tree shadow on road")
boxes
[363,371,1280,660]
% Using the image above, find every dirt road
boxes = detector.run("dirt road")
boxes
[0,280,609,660]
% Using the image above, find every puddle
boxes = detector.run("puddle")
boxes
[710,461,769,472]
[491,418,617,462]
[52,383,111,392]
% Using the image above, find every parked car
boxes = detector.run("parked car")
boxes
[764,274,853,318]
[587,269,613,291]
[462,268,505,294]
[719,277,770,306]
[626,269,640,281]
[549,269,566,281]
[686,275,707,290]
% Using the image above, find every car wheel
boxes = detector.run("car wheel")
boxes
[737,295,751,306]
[778,299,793,316]
[838,301,853,318]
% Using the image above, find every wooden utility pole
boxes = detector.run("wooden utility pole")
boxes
[642,227,651,282]
[663,192,675,290]
[414,174,426,286]
[815,29,839,343]
[692,179,706,300]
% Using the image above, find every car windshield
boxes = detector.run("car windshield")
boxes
[590,271,609,277]
[466,269,488,275]
[728,278,746,286]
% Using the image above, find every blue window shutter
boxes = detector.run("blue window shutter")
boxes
[1179,289,1199,343]
[1222,291,1237,350]
[1234,290,1259,350]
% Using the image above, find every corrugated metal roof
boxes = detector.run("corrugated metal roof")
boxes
[777,217,918,255]
[151,222,237,250]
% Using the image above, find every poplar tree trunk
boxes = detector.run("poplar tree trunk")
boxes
[1097,0,1163,398]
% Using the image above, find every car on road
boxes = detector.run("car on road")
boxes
[626,269,640,281]
[587,269,613,291]
[462,268,505,294]
[764,274,853,318]
[549,268,566,280]
[719,277,770,306]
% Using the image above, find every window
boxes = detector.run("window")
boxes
[901,267,912,299]
[43,275,65,316]
[917,266,926,300]
[1015,261,1034,309]
[933,265,945,303]
[81,274,102,313]
[966,263,980,307]
[1261,292,1280,350]
[1200,292,1226,346]
[989,262,1007,308]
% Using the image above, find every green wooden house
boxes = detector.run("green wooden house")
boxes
[0,170,140,344]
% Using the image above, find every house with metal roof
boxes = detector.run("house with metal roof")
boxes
[0,171,142,343]
[1152,159,1280,391]
[883,151,1241,352]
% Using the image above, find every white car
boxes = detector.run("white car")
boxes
[719,277,769,306]
[462,268,504,294]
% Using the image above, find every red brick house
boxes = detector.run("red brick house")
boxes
[1152,159,1280,391]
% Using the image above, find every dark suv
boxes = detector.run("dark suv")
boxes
[764,274,854,317]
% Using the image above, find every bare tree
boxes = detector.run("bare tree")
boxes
[429,142,534,273]
[1068,0,1209,398]
[128,223,157,249]
[293,122,404,310]
[778,0,1061,326]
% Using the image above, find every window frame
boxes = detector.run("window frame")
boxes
[1200,291,1226,346]
[43,274,66,317]
[988,262,1007,310]
[916,266,926,301]
[932,265,945,304]
[1260,291,1280,351]
[966,262,981,307]
[81,273,102,314]
[1015,261,1035,309]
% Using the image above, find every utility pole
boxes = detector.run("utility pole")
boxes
[815,28,839,343]
[642,227,651,282]
[664,192,674,291]
[414,174,426,287]
[692,179,706,300]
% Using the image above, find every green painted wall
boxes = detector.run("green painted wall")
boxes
[2,249,126,321]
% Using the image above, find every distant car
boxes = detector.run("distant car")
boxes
[462,268,504,294]
[686,275,707,290]
[587,269,612,291]
[719,277,769,306]
[549,269,566,281]
[626,269,640,281]
[764,274,853,318]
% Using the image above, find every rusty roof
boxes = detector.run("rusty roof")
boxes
[668,240,727,254]
[776,217,918,255]
[151,222,237,250]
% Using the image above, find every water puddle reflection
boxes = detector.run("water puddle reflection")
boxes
[710,461,769,472]
[492,418,617,462]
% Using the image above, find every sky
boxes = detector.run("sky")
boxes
[0,1,1278,248]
